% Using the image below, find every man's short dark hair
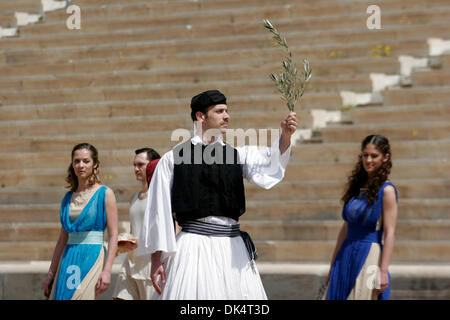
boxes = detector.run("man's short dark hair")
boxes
[191,105,209,122]
[135,148,161,161]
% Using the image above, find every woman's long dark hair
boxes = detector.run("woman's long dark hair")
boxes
[341,135,392,205]
[66,143,101,192]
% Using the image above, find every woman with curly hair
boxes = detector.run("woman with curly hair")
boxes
[44,143,118,300]
[323,134,398,300]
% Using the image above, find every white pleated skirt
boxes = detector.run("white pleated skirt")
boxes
[152,217,267,300]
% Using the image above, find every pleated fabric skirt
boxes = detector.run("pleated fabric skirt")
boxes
[50,246,104,300]
[323,242,384,300]
[152,231,267,300]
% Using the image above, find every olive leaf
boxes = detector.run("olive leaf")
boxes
[263,19,312,112]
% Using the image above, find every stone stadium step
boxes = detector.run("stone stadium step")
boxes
[285,159,450,181]
[67,0,449,19]
[1,179,448,204]
[17,0,450,35]
[1,159,449,188]
[0,112,297,139]
[264,240,450,263]
[0,223,63,242]
[39,0,450,29]
[289,139,450,163]
[0,221,131,242]
[18,6,450,47]
[0,52,400,80]
[0,99,292,121]
[2,139,449,169]
[0,96,342,124]
[0,14,16,28]
[74,0,149,4]
[70,0,448,7]
[349,104,450,124]
[0,70,372,95]
[0,167,138,189]
[242,198,450,221]
[0,242,55,260]
[382,86,450,106]
[0,119,189,138]
[440,54,450,69]
[245,179,450,201]
[0,31,430,66]
[411,70,450,87]
[390,290,450,300]
[1,261,449,299]
[1,239,449,262]
[0,132,185,153]
[0,0,42,14]
[20,7,449,49]
[0,202,131,223]
[0,82,442,116]
[320,121,450,143]
[9,14,450,50]
[0,82,342,108]
[255,240,450,263]
[2,198,449,224]
[241,220,450,241]
[1,219,449,242]
[260,262,450,300]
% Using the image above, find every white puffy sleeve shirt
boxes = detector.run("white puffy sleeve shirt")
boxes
[136,136,291,259]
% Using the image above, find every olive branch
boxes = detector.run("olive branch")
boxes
[263,19,312,112]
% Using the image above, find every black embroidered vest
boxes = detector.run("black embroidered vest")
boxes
[171,140,246,224]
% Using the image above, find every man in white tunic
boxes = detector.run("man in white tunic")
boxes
[137,90,297,299]
[113,148,160,300]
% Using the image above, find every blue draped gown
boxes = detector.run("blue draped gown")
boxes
[326,181,398,300]
[52,186,108,300]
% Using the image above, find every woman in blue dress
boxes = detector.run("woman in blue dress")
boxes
[44,143,118,300]
[324,134,398,300]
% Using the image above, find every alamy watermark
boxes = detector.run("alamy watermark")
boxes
[64,5,381,32]
[367,5,381,30]
[66,265,81,290]
[66,4,81,30]
[171,122,284,175]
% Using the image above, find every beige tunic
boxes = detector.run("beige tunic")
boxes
[113,192,154,300]
[69,186,102,223]
[122,192,151,280]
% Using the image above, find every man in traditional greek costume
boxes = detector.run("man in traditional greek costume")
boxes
[137,89,297,299]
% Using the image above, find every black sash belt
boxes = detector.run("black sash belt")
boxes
[179,220,258,261]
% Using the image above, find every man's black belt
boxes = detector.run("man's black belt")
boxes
[178,220,258,261]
